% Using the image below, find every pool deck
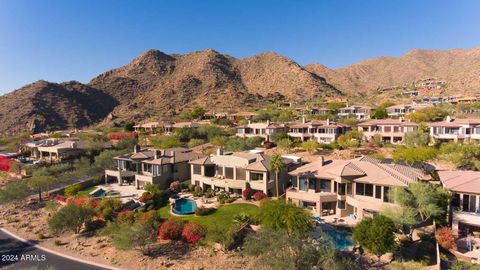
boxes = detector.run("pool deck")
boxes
[317,214,358,227]
[95,183,144,202]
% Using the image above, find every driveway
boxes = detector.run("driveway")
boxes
[0,229,112,270]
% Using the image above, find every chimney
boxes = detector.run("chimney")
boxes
[302,117,306,124]
[71,142,77,149]
[248,119,251,125]
[446,116,452,122]
[267,119,271,125]
[399,117,404,122]
[326,118,330,125]
[134,144,141,153]
[319,156,325,166]
[217,147,224,156]
[154,149,162,159]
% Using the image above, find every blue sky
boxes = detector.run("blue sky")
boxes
[1,0,479,94]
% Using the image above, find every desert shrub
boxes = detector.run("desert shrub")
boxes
[233,212,258,225]
[436,227,457,250]
[225,197,236,203]
[96,198,123,221]
[242,188,252,200]
[193,186,203,197]
[182,222,205,244]
[188,138,205,148]
[44,200,59,213]
[158,218,185,240]
[252,191,267,201]
[85,219,106,231]
[117,210,136,224]
[204,188,215,198]
[258,199,313,237]
[48,203,95,234]
[188,184,196,191]
[64,184,81,197]
[54,239,62,246]
[195,206,215,216]
[217,191,230,204]
[37,233,45,240]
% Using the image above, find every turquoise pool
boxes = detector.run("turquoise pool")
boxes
[313,225,354,251]
[90,188,107,197]
[172,198,197,215]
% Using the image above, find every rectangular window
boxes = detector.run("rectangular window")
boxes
[205,166,215,177]
[356,183,365,195]
[292,176,298,187]
[375,185,382,199]
[308,178,316,190]
[334,182,337,193]
[470,195,477,213]
[216,166,223,176]
[250,172,264,181]
[320,179,331,192]
[463,195,470,212]
[225,167,234,179]
[299,177,308,191]
[452,193,460,208]
[337,200,346,209]
[193,165,202,175]
[236,168,246,180]
[383,186,393,203]
[338,183,346,195]
[347,183,353,195]
[365,184,373,197]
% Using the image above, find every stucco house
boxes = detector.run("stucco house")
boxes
[286,156,429,220]
[439,170,480,236]
[189,149,301,196]
[105,145,203,190]
[358,119,419,144]
[288,118,349,144]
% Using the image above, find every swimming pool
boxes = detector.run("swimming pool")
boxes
[313,225,354,250]
[90,188,107,197]
[172,198,197,215]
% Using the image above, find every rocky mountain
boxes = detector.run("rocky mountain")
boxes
[0,80,117,134]
[1,46,479,134]
[0,49,339,134]
[306,47,480,97]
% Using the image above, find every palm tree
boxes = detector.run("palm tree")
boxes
[269,153,285,197]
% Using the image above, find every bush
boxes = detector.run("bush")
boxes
[188,184,196,191]
[195,206,215,216]
[217,191,230,204]
[85,219,106,231]
[352,215,397,256]
[300,140,319,154]
[48,203,95,234]
[182,222,205,244]
[64,184,81,197]
[169,181,181,193]
[204,188,215,198]
[54,239,62,246]
[187,138,205,148]
[117,210,136,224]
[436,227,457,250]
[252,191,267,201]
[242,188,252,200]
[193,186,203,197]
[158,218,185,240]
[258,199,313,237]
[233,212,257,225]
[37,233,45,240]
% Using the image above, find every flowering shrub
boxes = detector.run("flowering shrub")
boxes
[138,210,162,228]
[116,210,135,224]
[182,222,205,244]
[73,196,89,206]
[108,132,138,140]
[436,227,457,250]
[158,218,185,240]
[84,198,100,209]
[139,192,154,203]
[242,188,252,200]
[252,191,267,201]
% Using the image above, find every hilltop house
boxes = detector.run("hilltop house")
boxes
[235,120,287,140]
[358,119,419,144]
[338,105,372,120]
[427,117,480,142]
[189,149,301,196]
[287,118,350,144]
[286,156,429,219]
[164,121,202,134]
[386,104,423,118]
[105,145,203,189]
[25,138,110,163]
[439,170,480,236]
[133,122,165,133]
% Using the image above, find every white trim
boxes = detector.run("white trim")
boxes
[0,228,122,270]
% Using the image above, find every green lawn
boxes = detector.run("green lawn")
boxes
[76,186,97,196]
[157,203,259,241]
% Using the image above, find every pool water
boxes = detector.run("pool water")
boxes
[173,198,197,215]
[90,188,107,197]
[314,225,354,250]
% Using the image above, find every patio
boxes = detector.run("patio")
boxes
[95,183,145,202]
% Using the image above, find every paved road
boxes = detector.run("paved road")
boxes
[0,229,110,270]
